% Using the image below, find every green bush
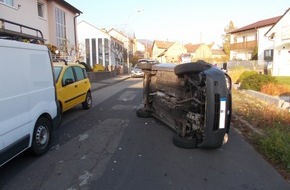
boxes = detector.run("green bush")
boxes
[238,70,258,84]
[240,74,277,91]
[256,126,290,168]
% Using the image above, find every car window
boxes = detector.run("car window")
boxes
[53,66,62,82]
[62,67,75,85]
[74,66,85,81]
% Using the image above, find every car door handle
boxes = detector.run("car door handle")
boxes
[75,85,78,88]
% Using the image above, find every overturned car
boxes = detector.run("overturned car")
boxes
[136,61,232,149]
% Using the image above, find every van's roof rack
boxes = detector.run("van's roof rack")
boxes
[0,18,44,44]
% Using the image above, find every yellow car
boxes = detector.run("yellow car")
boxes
[53,61,92,113]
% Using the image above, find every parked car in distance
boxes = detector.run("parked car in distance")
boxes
[53,60,92,113]
[131,65,144,78]
[0,19,61,166]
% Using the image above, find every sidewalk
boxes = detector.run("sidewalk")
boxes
[90,74,131,91]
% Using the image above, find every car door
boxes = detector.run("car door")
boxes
[73,66,89,103]
[60,66,80,111]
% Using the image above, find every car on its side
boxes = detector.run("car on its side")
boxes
[53,61,92,113]
[131,65,144,78]
[137,60,232,149]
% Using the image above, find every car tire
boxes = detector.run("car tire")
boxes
[174,60,212,75]
[31,117,52,156]
[82,91,92,110]
[172,134,197,149]
[137,63,154,70]
[136,108,151,118]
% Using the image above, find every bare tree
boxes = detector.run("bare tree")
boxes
[222,21,237,61]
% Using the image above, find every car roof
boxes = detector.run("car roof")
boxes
[53,62,85,68]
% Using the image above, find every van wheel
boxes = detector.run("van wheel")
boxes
[172,134,197,149]
[82,91,92,110]
[31,117,52,156]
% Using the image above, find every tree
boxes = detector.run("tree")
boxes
[222,21,237,61]
[251,46,258,60]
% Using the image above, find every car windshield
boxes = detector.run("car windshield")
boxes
[53,66,62,82]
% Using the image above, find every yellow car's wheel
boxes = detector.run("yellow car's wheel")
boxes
[82,91,92,110]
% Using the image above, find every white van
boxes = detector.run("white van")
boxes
[0,20,61,166]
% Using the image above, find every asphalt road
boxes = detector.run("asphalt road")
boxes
[0,78,289,190]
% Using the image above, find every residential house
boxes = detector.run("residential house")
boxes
[107,28,136,64]
[208,42,226,62]
[229,15,281,64]
[0,0,82,61]
[184,43,200,60]
[152,40,187,63]
[77,20,124,69]
[265,8,290,76]
[134,39,146,59]
[184,43,226,63]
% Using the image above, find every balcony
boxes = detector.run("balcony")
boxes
[230,40,257,51]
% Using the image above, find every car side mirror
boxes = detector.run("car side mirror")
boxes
[64,78,74,86]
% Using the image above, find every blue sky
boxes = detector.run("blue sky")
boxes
[66,0,289,44]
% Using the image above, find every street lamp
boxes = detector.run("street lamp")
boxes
[126,9,143,73]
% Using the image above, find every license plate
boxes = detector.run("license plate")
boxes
[219,98,226,129]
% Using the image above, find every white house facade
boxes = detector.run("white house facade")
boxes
[0,0,81,61]
[77,21,124,69]
[265,8,290,76]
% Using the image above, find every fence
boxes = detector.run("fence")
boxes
[227,60,266,74]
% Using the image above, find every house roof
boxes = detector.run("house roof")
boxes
[265,8,290,37]
[230,16,282,34]
[107,28,127,39]
[60,0,82,14]
[184,43,200,53]
[154,40,174,49]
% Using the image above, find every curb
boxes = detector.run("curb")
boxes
[232,114,264,136]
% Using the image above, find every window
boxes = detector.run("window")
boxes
[0,0,14,6]
[37,1,44,18]
[62,67,74,85]
[264,49,273,61]
[92,38,97,64]
[104,38,109,66]
[74,66,85,81]
[55,8,66,50]
[98,38,103,64]
[85,38,90,65]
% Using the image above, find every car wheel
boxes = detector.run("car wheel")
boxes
[137,63,154,70]
[82,91,92,110]
[31,117,52,155]
[136,108,151,118]
[174,61,212,75]
[172,134,197,149]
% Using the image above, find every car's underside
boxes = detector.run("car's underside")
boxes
[137,61,232,149]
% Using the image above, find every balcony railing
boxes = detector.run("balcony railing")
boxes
[230,40,257,50]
